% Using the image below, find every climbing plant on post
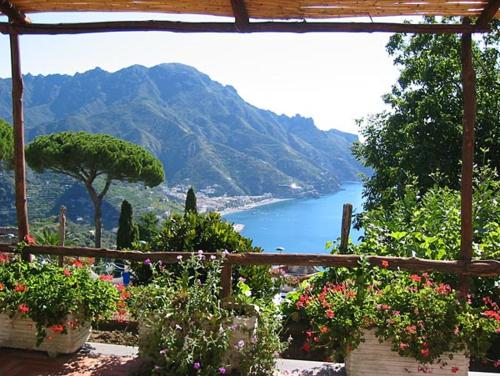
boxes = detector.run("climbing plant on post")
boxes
[0,119,13,170]
[26,131,165,248]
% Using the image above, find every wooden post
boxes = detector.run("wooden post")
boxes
[458,18,476,297]
[58,206,66,266]
[340,203,353,252]
[9,27,30,261]
[221,261,232,299]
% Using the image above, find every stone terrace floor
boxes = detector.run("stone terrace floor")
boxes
[0,343,498,376]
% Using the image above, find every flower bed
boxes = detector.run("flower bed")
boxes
[284,266,499,369]
[0,251,120,353]
[131,253,284,375]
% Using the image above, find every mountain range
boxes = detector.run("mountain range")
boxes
[0,63,367,197]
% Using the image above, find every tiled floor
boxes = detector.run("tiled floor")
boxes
[0,345,498,376]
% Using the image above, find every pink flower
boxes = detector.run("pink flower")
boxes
[381,260,389,268]
[326,309,335,319]
[193,362,201,370]
[451,366,460,373]
[218,368,226,374]
[405,325,417,334]
[99,275,113,281]
[399,342,409,350]
[72,259,84,268]
[63,269,72,277]
[14,283,27,293]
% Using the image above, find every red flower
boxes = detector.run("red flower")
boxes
[326,309,335,319]
[420,348,430,357]
[306,330,313,338]
[320,326,329,334]
[24,234,36,245]
[99,275,113,281]
[302,342,311,352]
[63,269,72,277]
[482,310,500,322]
[0,253,9,263]
[49,324,65,334]
[410,274,422,283]
[14,283,27,293]
[0,282,4,290]
[72,259,84,268]
[18,304,30,314]
[451,366,460,373]
[381,260,389,268]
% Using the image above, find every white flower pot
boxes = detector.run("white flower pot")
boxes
[0,313,91,357]
[345,329,468,376]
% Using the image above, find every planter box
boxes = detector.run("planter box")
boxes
[345,329,468,376]
[0,313,90,357]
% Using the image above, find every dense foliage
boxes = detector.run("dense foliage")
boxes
[0,119,13,169]
[135,212,279,299]
[117,200,139,250]
[284,267,499,365]
[26,131,165,247]
[185,187,198,215]
[130,254,284,376]
[0,253,119,345]
[355,167,499,262]
[353,18,499,209]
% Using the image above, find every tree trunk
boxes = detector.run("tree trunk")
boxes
[94,199,102,248]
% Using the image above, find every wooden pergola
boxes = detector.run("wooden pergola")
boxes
[0,0,499,296]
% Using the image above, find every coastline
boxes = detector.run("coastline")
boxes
[220,198,291,216]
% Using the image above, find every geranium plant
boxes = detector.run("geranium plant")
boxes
[0,253,119,345]
[130,252,284,375]
[288,267,499,365]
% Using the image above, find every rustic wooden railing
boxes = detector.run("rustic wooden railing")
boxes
[1,244,498,298]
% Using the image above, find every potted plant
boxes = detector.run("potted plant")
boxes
[130,252,284,375]
[0,251,120,356]
[288,267,499,375]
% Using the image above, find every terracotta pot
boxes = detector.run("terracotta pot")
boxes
[345,329,468,376]
[0,313,90,357]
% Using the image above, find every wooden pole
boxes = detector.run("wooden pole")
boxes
[221,261,233,299]
[58,206,66,267]
[9,27,30,261]
[0,20,486,36]
[340,203,353,252]
[459,18,476,297]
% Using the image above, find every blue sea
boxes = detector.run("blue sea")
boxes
[224,182,364,254]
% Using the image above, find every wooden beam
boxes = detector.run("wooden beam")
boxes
[0,20,487,36]
[0,245,498,276]
[9,29,30,262]
[221,261,233,298]
[459,18,476,296]
[231,0,250,32]
[0,0,29,24]
[476,0,500,29]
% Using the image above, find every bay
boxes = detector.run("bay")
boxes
[224,182,364,254]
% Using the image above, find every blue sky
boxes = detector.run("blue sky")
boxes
[0,12,409,134]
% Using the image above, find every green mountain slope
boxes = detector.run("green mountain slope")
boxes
[0,63,368,225]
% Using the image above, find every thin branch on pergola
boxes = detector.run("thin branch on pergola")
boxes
[0,20,490,35]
